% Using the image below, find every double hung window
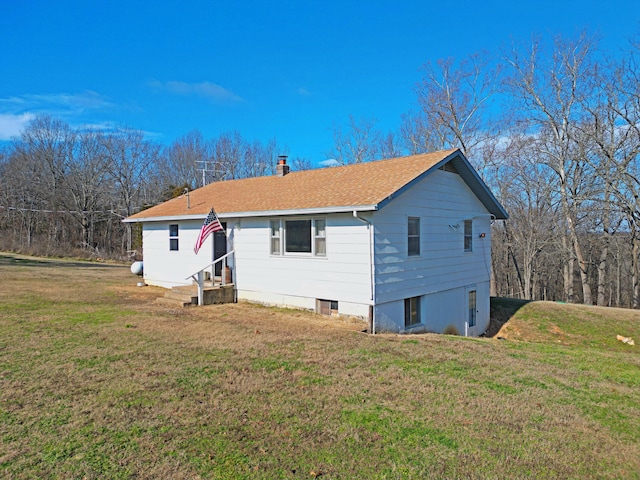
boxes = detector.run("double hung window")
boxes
[169,224,179,251]
[464,220,473,252]
[408,217,420,256]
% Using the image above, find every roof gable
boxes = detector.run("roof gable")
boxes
[125,149,507,222]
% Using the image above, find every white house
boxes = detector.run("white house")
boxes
[124,149,508,335]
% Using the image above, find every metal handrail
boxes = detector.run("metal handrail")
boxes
[186,250,235,306]
[185,250,235,281]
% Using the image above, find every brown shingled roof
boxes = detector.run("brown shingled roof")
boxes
[126,149,460,221]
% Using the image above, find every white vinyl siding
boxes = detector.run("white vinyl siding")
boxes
[374,169,491,302]
[371,169,492,333]
[234,213,372,313]
[142,220,221,288]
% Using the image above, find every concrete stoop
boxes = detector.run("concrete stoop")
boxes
[157,284,236,307]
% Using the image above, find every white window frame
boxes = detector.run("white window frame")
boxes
[270,219,281,255]
[314,218,326,257]
[408,216,420,256]
[464,219,473,252]
[269,217,327,257]
[169,224,179,251]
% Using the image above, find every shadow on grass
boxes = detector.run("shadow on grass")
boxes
[484,297,531,338]
[0,253,125,269]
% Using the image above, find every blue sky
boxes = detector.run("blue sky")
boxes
[1,0,638,165]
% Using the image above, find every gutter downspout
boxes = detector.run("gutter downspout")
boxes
[353,210,375,334]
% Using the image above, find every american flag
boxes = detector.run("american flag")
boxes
[194,207,224,254]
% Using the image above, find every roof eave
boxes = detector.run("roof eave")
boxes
[376,150,508,220]
[123,204,378,223]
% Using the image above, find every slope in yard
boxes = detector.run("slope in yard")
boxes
[492,296,640,351]
[1,253,639,479]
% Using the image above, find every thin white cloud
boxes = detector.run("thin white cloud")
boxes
[0,91,113,113]
[0,91,117,140]
[0,113,35,140]
[149,80,244,103]
[297,87,312,96]
[319,158,339,167]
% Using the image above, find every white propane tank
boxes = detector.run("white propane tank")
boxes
[130,261,143,276]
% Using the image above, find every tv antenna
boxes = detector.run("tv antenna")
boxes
[196,159,214,187]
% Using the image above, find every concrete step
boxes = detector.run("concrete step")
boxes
[155,296,195,308]
[171,285,199,295]
[163,290,198,304]
[156,283,236,308]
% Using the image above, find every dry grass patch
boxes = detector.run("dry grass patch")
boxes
[1,253,639,478]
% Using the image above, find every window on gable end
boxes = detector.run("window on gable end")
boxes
[464,220,473,252]
[408,217,420,256]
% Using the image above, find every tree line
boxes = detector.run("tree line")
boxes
[1,31,639,307]
[0,119,283,259]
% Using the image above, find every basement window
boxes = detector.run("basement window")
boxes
[404,296,421,327]
[169,224,179,251]
[317,299,338,316]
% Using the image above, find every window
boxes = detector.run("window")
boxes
[272,218,326,256]
[404,296,421,327]
[285,219,312,253]
[464,220,473,252]
[468,290,477,327]
[408,217,420,256]
[317,299,338,316]
[270,220,281,255]
[169,224,179,251]
[314,219,326,256]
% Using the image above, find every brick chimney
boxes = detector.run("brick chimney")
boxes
[276,155,290,176]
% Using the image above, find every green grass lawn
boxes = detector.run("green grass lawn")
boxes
[1,253,639,479]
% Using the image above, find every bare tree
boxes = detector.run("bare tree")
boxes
[505,33,599,304]
[158,129,215,190]
[494,130,559,299]
[577,41,640,306]
[328,115,381,164]
[402,53,501,167]
[289,156,315,171]
[378,131,403,159]
[61,129,111,250]
[103,127,160,251]
[214,131,246,179]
